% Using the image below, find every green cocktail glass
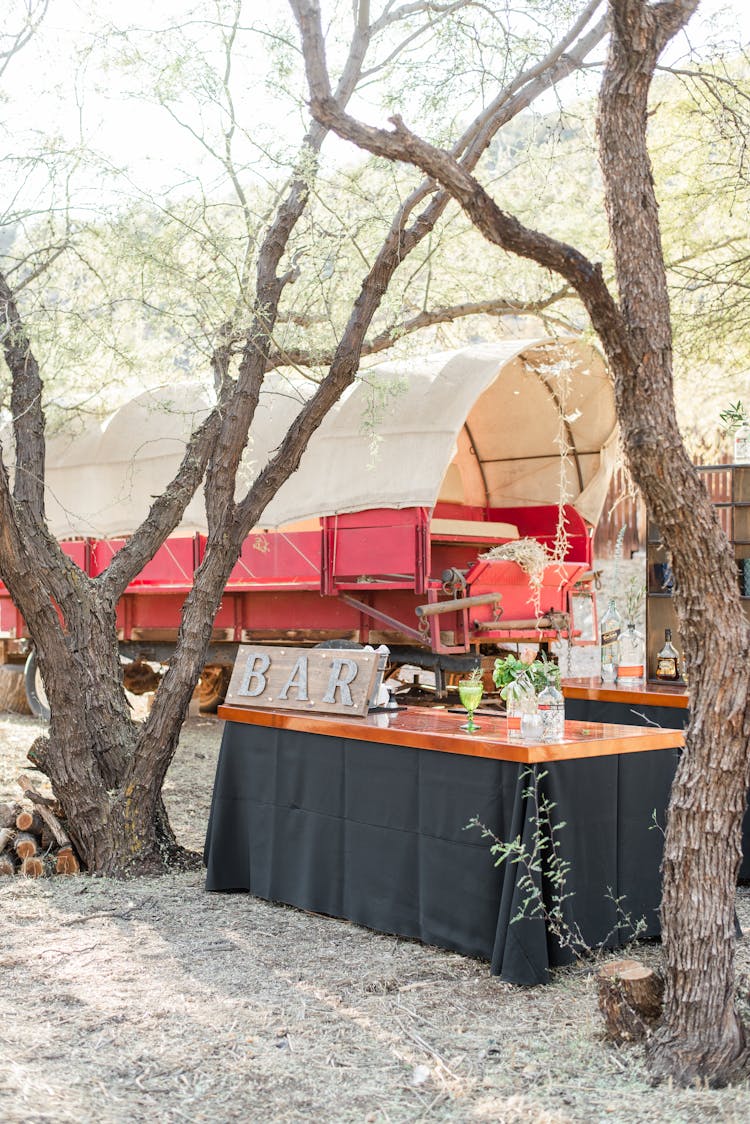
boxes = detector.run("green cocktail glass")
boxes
[458,679,483,733]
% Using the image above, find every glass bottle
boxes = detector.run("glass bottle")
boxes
[505,683,536,741]
[599,598,622,683]
[537,681,565,740]
[734,423,750,465]
[655,628,681,681]
[617,623,645,686]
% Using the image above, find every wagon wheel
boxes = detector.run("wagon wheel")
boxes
[198,663,232,713]
[24,651,50,722]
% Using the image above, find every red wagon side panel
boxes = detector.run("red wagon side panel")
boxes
[225,530,322,589]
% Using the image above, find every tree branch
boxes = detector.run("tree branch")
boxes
[265,287,572,370]
[97,398,227,602]
[294,65,629,366]
[0,269,46,521]
[0,0,49,80]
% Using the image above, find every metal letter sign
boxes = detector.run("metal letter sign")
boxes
[224,645,379,717]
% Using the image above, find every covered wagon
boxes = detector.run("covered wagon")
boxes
[0,335,617,707]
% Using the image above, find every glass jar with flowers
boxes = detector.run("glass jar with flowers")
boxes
[493,651,564,741]
[492,654,537,741]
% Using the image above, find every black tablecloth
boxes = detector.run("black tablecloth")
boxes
[204,721,679,985]
[565,696,750,880]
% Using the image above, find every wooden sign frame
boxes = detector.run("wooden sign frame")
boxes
[224,644,380,717]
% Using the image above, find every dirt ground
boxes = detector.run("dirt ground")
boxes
[2,711,750,1123]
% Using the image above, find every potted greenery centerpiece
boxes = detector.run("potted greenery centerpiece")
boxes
[493,652,563,740]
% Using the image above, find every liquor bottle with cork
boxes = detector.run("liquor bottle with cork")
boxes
[599,598,622,683]
[655,628,681,681]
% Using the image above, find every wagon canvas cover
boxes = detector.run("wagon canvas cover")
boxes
[30,336,616,539]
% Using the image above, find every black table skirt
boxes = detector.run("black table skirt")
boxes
[565,696,750,879]
[204,722,678,986]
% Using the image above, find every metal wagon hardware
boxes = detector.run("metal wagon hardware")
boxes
[0,336,616,713]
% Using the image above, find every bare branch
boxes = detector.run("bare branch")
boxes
[266,287,572,369]
[0,0,49,81]
[292,3,627,361]
[6,241,70,293]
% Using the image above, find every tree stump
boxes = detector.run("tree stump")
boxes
[0,664,31,714]
[596,959,664,1042]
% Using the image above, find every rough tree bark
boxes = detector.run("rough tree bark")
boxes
[0,3,607,876]
[292,0,750,1088]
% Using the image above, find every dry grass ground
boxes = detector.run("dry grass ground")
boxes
[2,711,750,1123]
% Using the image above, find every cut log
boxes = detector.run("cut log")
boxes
[55,847,80,875]
[0,802,21,829]
[20,855,45,878]
[15,808,43,835]
[16,775,56,808]
[0,663,32,715]
[17,776,71,847]
[0,852,16,876]
[123,659,162,695]
[596,959,664,1042]
[0,826,15,853]
[14,832,38,860]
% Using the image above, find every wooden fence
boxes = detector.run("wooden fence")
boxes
[593,467,646,559]
[593,458,732,558]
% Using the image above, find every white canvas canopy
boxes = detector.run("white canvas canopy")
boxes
[37,336,616,539]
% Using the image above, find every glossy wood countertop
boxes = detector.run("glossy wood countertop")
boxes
[217,703,685,764]
[561,677,689,708]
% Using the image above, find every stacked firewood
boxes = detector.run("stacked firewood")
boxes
[0,775,81,877]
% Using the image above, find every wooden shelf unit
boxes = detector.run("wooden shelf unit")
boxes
[646,463,750,680]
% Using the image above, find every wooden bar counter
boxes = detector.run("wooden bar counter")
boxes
[205,704,683,987]
[218,702,685,762]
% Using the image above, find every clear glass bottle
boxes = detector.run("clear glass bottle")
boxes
[599,598,622,683]
[617,623,645,686]
[506,684,536,741]
[537,681,565,740]
[655,627,681,681]
[734,423,750,464]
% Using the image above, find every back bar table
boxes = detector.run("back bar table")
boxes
[562,677,688,731]
[204,705,684,986]
[562,678,750,880]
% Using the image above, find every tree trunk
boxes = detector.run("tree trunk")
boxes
[596,0,750,1085]
[11,585,192,876]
